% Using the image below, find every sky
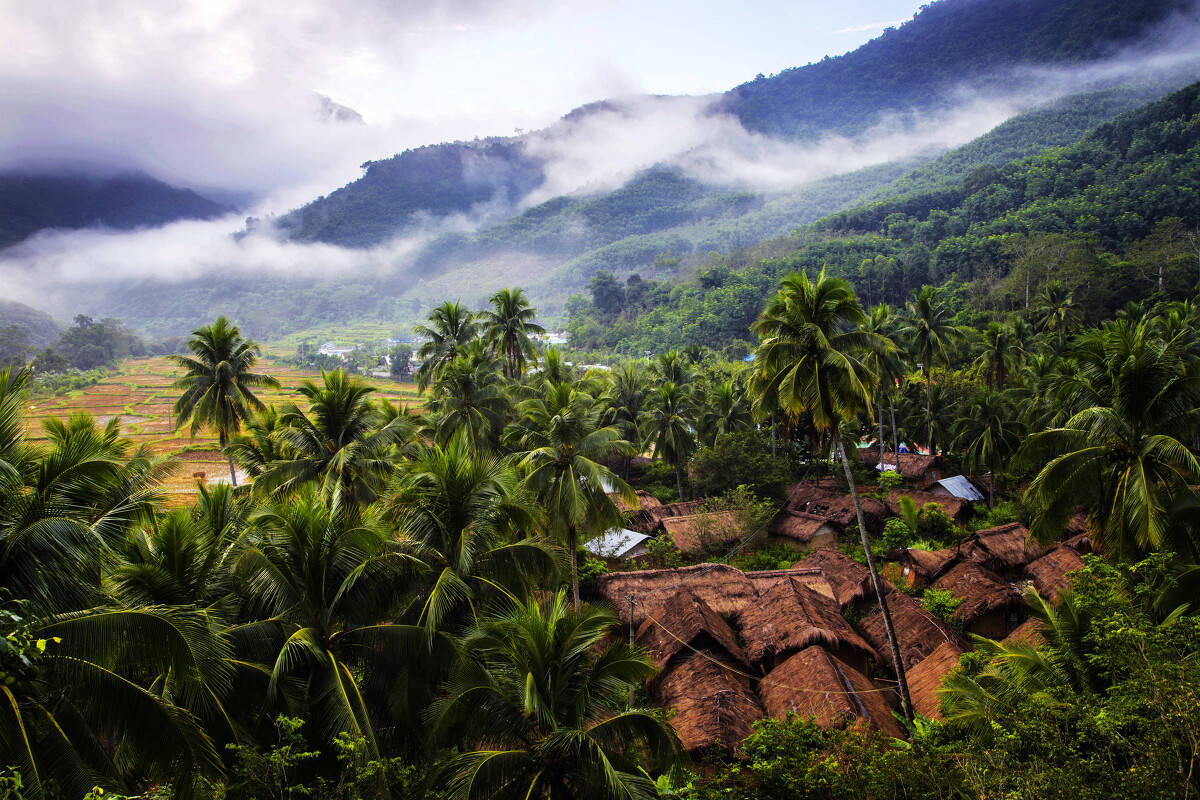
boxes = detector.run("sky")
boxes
[0,0,924,205]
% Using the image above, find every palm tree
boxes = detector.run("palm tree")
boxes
[600,362,649,479]
[1018,319,1200,560]
[258,370,413,507]
[171,316,279,487]
[506,383,634,607]
[236,489,427,759]
[951,389,1023,508]
[387,434,559,637]
[481,288,545,380]
[644,382,697,501]
[897,287,961,454]
[972,322,1020,390]
[1033,281,1082,351]
[225,404,286,480]
[415,301,479,392]
[425,342,511,452]
[750,269,914,720]
[862,304,905,465]
[698,378,753,447]
[428,591,682,800]
[650,350,692,387]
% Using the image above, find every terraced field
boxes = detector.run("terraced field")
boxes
[23,357,423,507]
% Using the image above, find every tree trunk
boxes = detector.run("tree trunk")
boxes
[835,432,914,722]
[221,431,237,487]
[877,396,885,472]
[988,470,995,510]
[770,413,777,457]
[568,523,580,609]
[674,462,686,503]
[890,400,900,470]
[924,366,933,455]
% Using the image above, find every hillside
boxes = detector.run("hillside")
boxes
[565,81,1200,355]
[0,298,61,346]
[0,172,229,249]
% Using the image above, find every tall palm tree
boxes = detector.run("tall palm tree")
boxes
[415,301,479,392]
[1033,281,1082,351]
[897,287,961,454]
[387,434,559,637]
[1018,319,1200,560]
[425,342,511,452]
[698,378,753,447]
[225,404,286,480]
[258,370,413,507]
[428,591,682,800]
[506,383,634,607]
[972,322,1020,390]
[644,381,697,501]
[951,389,1023,508]
[750,269,914,720]
[650,350,693,387]
[237,489,427,759]
[862,304,905,465]
[171,316,279,487]
[600,362,649,479]
[481,288,545,380]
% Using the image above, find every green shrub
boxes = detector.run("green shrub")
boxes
[690,431,793,501]
[921,587,961,623]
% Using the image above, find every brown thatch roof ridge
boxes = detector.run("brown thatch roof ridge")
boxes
[798,548,875,608]
[857,446,937,481]
[593,564,757,628]
[608,489,663,514]
[885,489,969,523]
[891,547,959,582]
[659,511,742,553]
[656,651,764,752]
[861,588,971,672]
[1024,546,1085,604]
[635,590,749,672]
[758,646,904,739]
[745,567,835,601]
[771,510,840,546]
[1002,617,1044,646]
[906,642,965,720]
[933,561,1024,625]
[625,498,708,533]
[738,577,878,666]
[785,482,887,534]
[964,522,1047,572]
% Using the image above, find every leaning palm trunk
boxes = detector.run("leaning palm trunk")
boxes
[674,462,686,502]
[924,366,933,454]
[220,431,237,487]
[877,396,885,472]
[890,399,900,474]
[835,431,913,721]
[568,522,581,608]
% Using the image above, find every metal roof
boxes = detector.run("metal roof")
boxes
[935,475,985,501]
[584,528,651,559]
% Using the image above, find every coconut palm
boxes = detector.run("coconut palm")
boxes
[650,350,693,387]
[387,433,559,637]
[1018,319,1200,560]
[257,370,413,507]
[236,489,427,759]
[481,288,545,379]
[600,362,649,479]
[750,269,914,720]
[861,304,905,463]
[225,404,286,480]
[429,591,682,800]
[897,286,961,454]
[425,342,511,453]
[506,383,634,607]
[644,381,697,501]
[951,389,1023,508]
[972,322,1021,390]
[1033,281,1082,351]
[698,378,753,448]
[171,316,279,486]
[415,301,479,392]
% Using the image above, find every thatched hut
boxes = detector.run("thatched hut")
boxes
[797,548,875,609]
[607,489,663,514]
[1002,617,1044,646]
[745,567,835,601]
[785,482,887,535]
[861,588,970,672]
[593,564,757,629]
[905,642,965,720]
[962,522,1047,574]
[738,577,878,672]
[758,646,903,739]
[885,490,970,525]
[656,651,764,753]
[1024,546,1085,604]
[933,561,1024,638]
[770,510,839,552]
[857,447,939,488]
[1062,531,1092,555]
[635,590,748,673]
[884,547,959,588]
[658,511,742,554]
[625,499,708,534]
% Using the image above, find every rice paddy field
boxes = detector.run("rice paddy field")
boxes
[22,357,423,508]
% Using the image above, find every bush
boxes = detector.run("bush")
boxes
[690,431,793,501]
[920,587,961,624]
[881,517,916,551]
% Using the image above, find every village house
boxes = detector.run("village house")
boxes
[933,561,1025,638]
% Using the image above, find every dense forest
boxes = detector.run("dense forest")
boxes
[2,267,1197,797]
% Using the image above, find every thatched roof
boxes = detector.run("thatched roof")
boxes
[1024,546,1085,603]
[861,588,971,672]
[607,489,663,514]
[625,499,708,533]
[1002,617,1044,646]
[593,564,757,629]
[797,548,875,608]
[635,590,748,672]
[905,642,965,720]
[738,577,878,666]
[659,511,742,553]
[745,567,835,602]
[785,482,887,534]
[771,510,840,546]
[857,446,938,483]
[885,490,969,523]
[657,651,764,752]
[888,547,959,583]
[933,562,1024,625]
[1062,531,1092,555]
[962,522,1047,573]
[758,646,904,739]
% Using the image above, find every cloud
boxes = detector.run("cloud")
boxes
[832,19,908,35]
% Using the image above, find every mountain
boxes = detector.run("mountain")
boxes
[0,171,229,249]
[0,299,62,363]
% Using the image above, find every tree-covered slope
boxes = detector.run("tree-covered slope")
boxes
[0,299,62,347]
[0,172,229,249]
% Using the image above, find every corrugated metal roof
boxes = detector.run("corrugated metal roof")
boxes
[584,528,651,559]
[935,475,985,501]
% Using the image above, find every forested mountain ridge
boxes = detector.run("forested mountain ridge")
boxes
[0,172,229,249]
[566,80,1200,355]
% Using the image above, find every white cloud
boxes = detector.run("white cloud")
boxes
[832,18,907,34]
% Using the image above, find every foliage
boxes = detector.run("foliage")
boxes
[689,430,793,501]
[920,588,962,624]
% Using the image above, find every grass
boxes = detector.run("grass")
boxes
[23,356,424,508]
